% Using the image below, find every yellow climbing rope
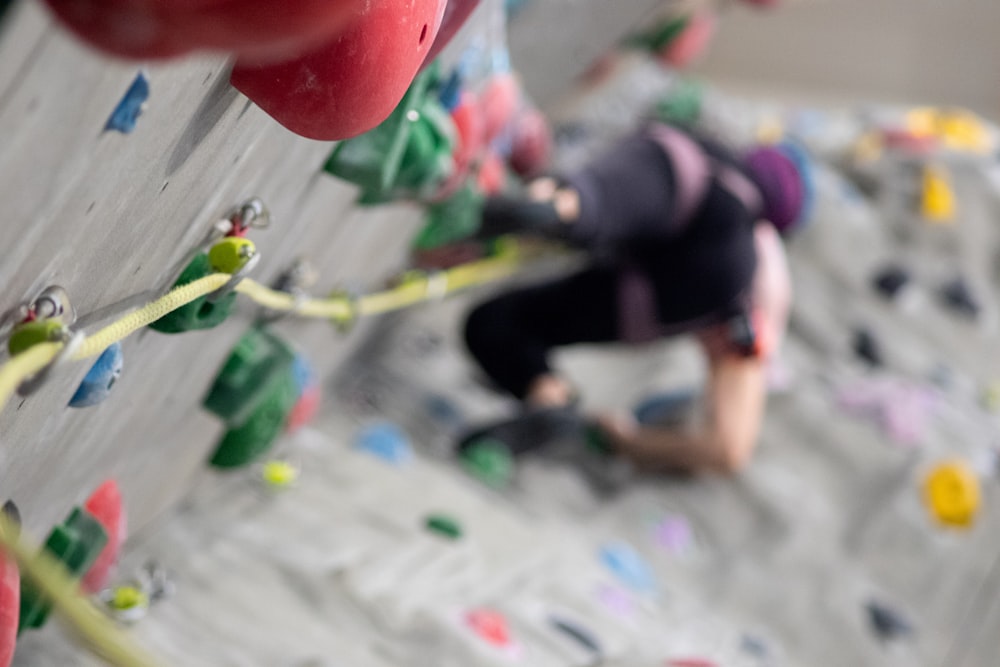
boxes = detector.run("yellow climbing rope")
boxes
[0,247,529,417]
[0,513,167,667]
[0,274,231,413]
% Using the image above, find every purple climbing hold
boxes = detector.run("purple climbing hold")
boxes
[651,514,694,555]
[595,583,635,618]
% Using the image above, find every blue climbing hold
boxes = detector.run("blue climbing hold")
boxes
[354,421,413,466]
[105,72,150,134]
[633,389,697,426]
[69,342,123,408]
[423,393,465,429]
[437,69,463,111]
[290,354,316,397]
[599,541,657,594]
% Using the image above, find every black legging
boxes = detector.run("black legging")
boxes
[464,267,620,399]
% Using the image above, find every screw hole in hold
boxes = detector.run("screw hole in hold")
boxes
[419,24,427,44]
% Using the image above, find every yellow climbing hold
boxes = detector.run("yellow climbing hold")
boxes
[261,460,299,488]
[982,381,1000,413]
[920,164,956,224]
[905,107,993,154]
[755,118,784,145]
[208,237,256,274]
[853,131,883,164]
[923,460,980,528]
[108,585,149,611]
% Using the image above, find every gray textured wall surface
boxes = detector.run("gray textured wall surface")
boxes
[694,0,1000,119]
[0,1,425,536]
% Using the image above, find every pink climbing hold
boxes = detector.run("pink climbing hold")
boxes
[658,10,717,69]
[81,479,127,594]
[465,608,512,647]
[476,150,507,195]
[668,659,718,667]
[836,378,941,447]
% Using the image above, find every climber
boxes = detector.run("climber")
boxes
[460,121,811,474]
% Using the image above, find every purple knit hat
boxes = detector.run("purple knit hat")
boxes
[743,145,805,234]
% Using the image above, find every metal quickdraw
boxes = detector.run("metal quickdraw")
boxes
[4,286,84,397]
[149,198,268,334]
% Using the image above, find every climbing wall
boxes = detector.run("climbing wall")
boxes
[4,1,1000,666]
[0,1,425,536]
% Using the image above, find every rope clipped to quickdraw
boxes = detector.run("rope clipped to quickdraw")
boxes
[0,230,535,418]
[0,513,167,667]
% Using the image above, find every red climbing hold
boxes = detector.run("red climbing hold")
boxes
[0,548,17,667]
[509,107,553,178]
[286,383,321,434]
[81,480,127,595]
[466,608,511,647]
[0,502,19,667]
[421,0,482,68]
[480,72,521,143]
[667,659,718,667]
[230,0,448,140]
[42,0,366,64]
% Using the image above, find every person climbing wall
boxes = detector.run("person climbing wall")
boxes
[460,121,812,474]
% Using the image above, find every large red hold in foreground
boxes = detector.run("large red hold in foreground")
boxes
[42,0,367,63]
[231,0,449,140]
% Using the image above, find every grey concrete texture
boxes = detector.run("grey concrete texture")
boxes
[3,1,1000,666]
[0,2,425,536]
[18,56,1000,666]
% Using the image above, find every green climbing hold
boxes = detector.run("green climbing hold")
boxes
[584,423,614,456]
[460,438,514,488]
[412,182,485,250]
[148,253,237,334]
[20,507,108,633]
[654,80,703,126]
[624,14,690,52]
[209,366,299,468]
[324,62,454,205]
[203,327,297,426]
[425,513,463,540]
